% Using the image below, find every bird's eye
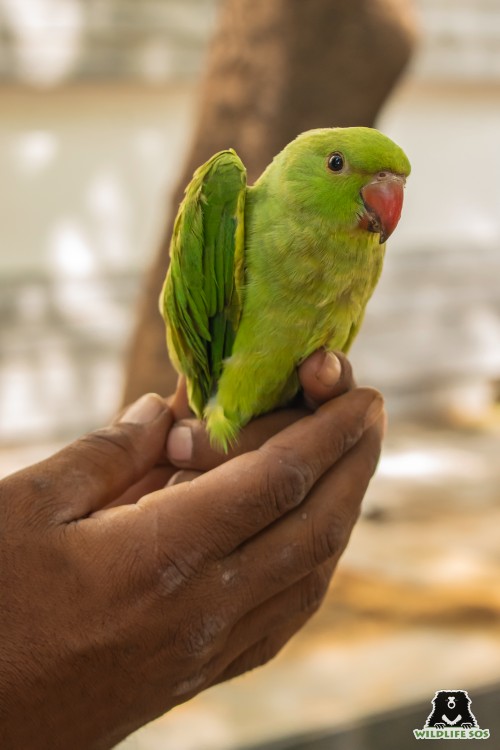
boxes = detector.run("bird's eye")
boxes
[327,152,344,172]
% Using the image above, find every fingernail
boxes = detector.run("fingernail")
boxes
[364,395,385,430]
[119,393,165,424]
[166,425,193,463]
[317,351,342,387]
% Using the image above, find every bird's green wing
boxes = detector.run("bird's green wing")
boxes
[159,149,246,417]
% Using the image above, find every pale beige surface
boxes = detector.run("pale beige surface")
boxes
[0,84,196,277]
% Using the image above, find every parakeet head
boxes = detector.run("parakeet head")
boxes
[261,127,411,244]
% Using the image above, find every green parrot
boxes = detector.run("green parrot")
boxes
[160,127,410,450]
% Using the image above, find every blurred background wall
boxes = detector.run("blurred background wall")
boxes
[1,0,499,449]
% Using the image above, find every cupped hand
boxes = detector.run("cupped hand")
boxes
[0,366,383,750]
[112,349,356,500]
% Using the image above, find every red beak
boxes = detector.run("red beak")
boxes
[359,173,405,244]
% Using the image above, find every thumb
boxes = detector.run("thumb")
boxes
[12,394,173,524]
[298,350,355,409]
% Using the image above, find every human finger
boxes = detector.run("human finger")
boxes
[138,388,383,562]
[164,558,335,701]
[166,408,306,471]
[218,557,336,665]
[4,394,173,523]
[299,350,356,410]
[222,422,382,615]
[167,469,202,486]
[104,466,176,508]
[212,612,312,686]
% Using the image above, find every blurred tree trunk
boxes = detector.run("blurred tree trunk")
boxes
[122,0,418,403]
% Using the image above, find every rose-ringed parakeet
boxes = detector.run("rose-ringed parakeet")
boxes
[160,127,410,450]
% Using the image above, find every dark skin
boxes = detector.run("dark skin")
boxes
[0,351,384,750]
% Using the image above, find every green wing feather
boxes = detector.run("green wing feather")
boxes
[159,149,246,417]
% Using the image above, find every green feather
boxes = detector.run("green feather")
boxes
[160,149,246,418]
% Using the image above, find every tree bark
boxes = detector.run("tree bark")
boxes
[122,0,418,403]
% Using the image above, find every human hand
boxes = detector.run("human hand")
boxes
[0,373,383,750]
[114,349,357,500]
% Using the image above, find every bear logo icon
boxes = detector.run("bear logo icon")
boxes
[425,690,478,729]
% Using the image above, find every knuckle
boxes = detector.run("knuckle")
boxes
[299,570,329,615]
[76,427,137,473]
[172,611,226,660]
[228,626,307,680]
[329,418,362,458]
[170,667,210,700]
[3,471,59,530]
[312,514,349,566]
[260,452,314,515]
[249,637,285,672]
[155,550,198,597]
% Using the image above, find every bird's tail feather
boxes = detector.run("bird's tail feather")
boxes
[204,402,239,454]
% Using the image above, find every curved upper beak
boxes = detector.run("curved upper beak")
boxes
[359,172,406,244]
